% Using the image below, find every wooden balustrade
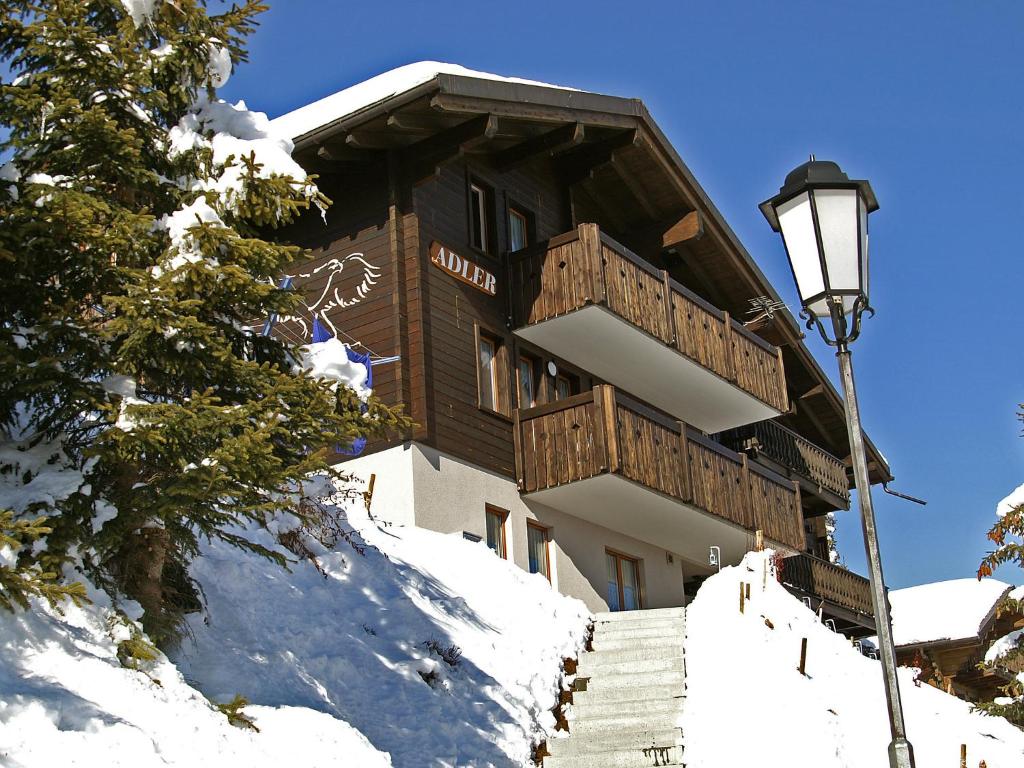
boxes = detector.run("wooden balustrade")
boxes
[782,552,874,618]
[717,420,850,504]
[510,224,788,413]
[513,385,804,550]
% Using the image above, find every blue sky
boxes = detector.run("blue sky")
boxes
[222,0,1024,588]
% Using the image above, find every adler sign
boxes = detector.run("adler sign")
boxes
[429,241,497,296]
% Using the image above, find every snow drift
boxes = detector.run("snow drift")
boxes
[0,491,588,767]
[682,551,1024,768]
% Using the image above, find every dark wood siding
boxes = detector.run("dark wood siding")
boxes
[411,158,570,477]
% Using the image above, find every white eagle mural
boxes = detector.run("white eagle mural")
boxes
[273,252,382,341]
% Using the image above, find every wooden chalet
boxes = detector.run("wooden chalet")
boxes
[269,62,892,623]
[890,579,1024,702]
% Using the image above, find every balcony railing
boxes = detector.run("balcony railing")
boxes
[510,224,788,433]
[717,420,850,506]
[782,552,874,618]
[513,385,805,551]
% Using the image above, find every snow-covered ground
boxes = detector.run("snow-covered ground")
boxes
[682,551,1024,768]
[0,492,589,767]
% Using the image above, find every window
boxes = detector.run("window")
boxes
[476,326,509,415]
[518,355,537,409]
[469,182,490,253]
[485,505,508,559]
[527,522,551,581]
[606,549,642,612]
[554,373,578,401]
[479,335,498,410]
[509,207,529,252]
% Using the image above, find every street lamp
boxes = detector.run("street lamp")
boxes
[760,158,916,768]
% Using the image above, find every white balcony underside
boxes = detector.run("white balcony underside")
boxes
[524,473,755,567]
[515,306,781,433]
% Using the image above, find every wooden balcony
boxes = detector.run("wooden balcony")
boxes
[510,224,788,433]
[513,385,804,565]
[716,420,851,510]
[782,552,875,634]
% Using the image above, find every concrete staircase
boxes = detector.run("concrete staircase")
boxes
[544,607,686,768]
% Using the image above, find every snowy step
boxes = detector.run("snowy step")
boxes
[593,607,685,623]
[590,632,686,653]
[567,710,683,735]
[591,623,686,643]
[570,694,683,721]
[581,643,684,665]
[579,668,686,692]
[543,743,684,768]
[594,616,685,633]
[572,681,685,706]
[546,727,683,757]
[577,654,685,677]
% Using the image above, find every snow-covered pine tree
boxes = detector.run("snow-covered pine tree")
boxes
[976,407,1024,727]
[0,1,409,642]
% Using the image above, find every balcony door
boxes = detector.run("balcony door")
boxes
[606,550,642,611]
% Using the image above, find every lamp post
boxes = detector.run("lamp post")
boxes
[760,159,915,768]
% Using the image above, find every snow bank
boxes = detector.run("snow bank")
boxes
[173,498,589,766]
[0,574,390,768]
[1,488,586,767]
[682,552,1024,768]
[270,61,577,141]
[888,578,1011,646]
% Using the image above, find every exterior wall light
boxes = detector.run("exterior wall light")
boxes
[760,158,916,768]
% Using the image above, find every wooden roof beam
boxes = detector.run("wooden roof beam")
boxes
[316,140,380,163]
[662,210,705,250]
[491,122,585,172]
[402,114,500,185]
[386,112,444,133]
[555,129,640,186]
[609,152,659,220]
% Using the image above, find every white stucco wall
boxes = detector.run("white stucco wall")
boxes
[341,442,700,613]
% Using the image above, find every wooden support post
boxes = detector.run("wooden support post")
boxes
[678,423,692,503]
[739,581,745,614]
[960,744,967,768]
[661,270,677,347]
[722,311,737,382]
[599,385,620,474]
[364,473,376,513]
[512,407,524,490]
[578,223,605,305]
[755,529,764,552]
[745,582,751,601]
[798,637,808,676]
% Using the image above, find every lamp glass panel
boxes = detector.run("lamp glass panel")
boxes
[813,188,860,295]
[776,192,826,311]
[859,195,869,302]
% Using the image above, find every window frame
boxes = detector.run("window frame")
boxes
[526,520,552,582]
[474,324,511,418]
[468,178,495,256]
[485,504,509,560]
[554,372,579,401]
[517,353,539,409]
[605,547,644,611]
[507,205,532,253]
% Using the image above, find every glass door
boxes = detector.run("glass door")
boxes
[606,550,642,611]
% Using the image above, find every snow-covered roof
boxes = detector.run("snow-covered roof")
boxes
[270,61,578,142]
[889,578,1013,647]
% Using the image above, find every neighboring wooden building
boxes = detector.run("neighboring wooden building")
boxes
[891,579,1024,702]
[269,62,890,619]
